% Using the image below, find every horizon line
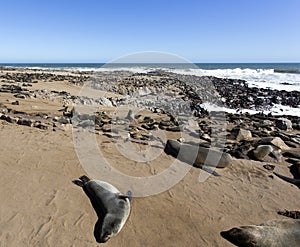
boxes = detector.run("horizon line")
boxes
[1,61,300,64]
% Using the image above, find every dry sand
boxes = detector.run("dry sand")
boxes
[0,69,299,247]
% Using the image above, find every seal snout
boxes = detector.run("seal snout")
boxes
[99,234,111,243]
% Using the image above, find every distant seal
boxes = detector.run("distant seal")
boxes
[72,175,131,243]
[274,164,300,189]
[164,139,232,168]
[221,219,300,247]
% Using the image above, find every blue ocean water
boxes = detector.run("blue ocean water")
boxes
[1,62,300,73]
[1,62,300,91]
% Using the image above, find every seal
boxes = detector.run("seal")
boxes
[221,219,300,247]
[72,175,131,243]
[274,164,300,189]
[164,139,232,168]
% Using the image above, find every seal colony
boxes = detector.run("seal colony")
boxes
[0,68,300,246]
[72,175,131,243]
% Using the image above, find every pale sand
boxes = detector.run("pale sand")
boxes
[0,70,299,246]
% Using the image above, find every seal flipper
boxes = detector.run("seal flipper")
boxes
[118,191,132,201]
[127,190,132,201]
[274,172,300,186]
[200,166,220,176]
[72,175,91,187]
[94,217,105,243]
[79,175,90,183]
[72,180,84,187]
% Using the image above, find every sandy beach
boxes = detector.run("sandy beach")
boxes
[0,68,299,246]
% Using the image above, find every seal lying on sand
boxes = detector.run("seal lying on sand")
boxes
[164,139,232,168]
[274,164,300,189]
[72,175,131,243]
[221,219,300,247]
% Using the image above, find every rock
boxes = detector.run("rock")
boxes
[34,122,48,130]
[77,119,94,128]
[200,133,211,142]
[284,141,298,148]
[141,123,157,130]
[253,145,273,161]
[159,120,172,129]
[293,122,300,130]
[103,132,120,139]
[271,149,283,162]
[230,142,253,159]
[166,125,181,132]
[275,118,293,130]
[260,137,290,150]
[11,101,19,105]
[275,132,291,142]
[0,115,17,123]
[55,116,70,124]
[14,94,26,99]
[125,109,134,121]
[263,164,275,171]
[236,129,252,141]
[62,106,74,117]
[138,86,152,96]
[98,97,113,107]
[102,125,112,132]
[290,137,300,145]
[198,142,211,148]
[17,119,33,127]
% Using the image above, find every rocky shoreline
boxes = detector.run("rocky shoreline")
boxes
[1,69,299,163]
[1,67,299,246]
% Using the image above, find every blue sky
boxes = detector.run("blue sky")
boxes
[0,0,299,62]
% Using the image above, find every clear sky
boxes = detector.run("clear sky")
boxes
[0,0,299,63]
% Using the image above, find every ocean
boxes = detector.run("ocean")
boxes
[1,62,300,116]
[1,62,300,91]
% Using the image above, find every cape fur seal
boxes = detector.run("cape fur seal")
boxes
[164,139,232,168]
[72,175,131,243]
[274,164,300,189]
[221,219,300,247]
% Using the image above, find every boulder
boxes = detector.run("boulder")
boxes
[98,97,113,107]
[275,118,292,130]
[55,116,70,124]
[166,125,181,132]
[102,125,112,132]
[259,137,290,150]
[253,145,273,161]
[236,129,252,141]
[17,119,33,127]
[14,94,26,99]
[34,122,48,130]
